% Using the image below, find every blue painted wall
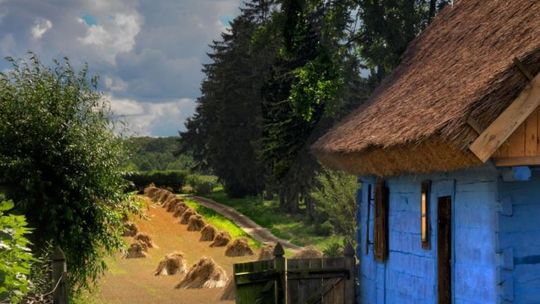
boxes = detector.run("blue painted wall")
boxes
[498,168,540,303]
[357,166,500,304]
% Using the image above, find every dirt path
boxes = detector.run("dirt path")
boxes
[95,198,256,304]
[191,196,302,251]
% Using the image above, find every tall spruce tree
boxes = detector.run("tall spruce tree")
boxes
[181,1,276,197]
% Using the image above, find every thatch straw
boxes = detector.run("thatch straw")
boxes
[210,231,231,247]
[313,0,540,176]
[225,238,254,257]
[175,257,228,289]
[200,224,217,242]
[154,252,187,276]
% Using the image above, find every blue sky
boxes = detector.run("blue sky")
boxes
[0,0,242,136]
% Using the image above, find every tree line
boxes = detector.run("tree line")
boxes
[180,0,450,214]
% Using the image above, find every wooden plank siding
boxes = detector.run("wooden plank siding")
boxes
[493,107,540,166]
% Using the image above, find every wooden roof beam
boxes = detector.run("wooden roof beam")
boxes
[469,72,540,162]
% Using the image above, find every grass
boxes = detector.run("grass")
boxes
[206,188,344,251]
[184,197,260,249]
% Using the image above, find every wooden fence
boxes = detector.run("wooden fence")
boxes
[233,243,356,304]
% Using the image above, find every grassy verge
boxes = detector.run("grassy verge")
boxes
[184,197,260,249]
[206,189,343,251]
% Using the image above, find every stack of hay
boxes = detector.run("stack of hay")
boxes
[187,214,206,231]
[200,224,217,241]
[225,238,254,257]
[176,257,228,289]
[210,231,231,247]
[154,252,187,276]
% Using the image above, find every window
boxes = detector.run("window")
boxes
[421,180,431,249]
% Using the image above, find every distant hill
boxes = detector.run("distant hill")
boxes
[123,136,194,172]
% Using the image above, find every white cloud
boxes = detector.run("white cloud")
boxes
[104,75,128,92]
[31,18,52,39]
[78,13,141,64]
[108,95,196,136]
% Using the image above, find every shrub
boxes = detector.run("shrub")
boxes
[0,200,33,303]
[187,175,218,195]
[314,220,333,236]
[0,55,133,293]
[310,169,358,246]
[124,170,188,193]
[323,240,344,258]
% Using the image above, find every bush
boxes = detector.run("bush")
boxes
[124,170,188,193]
[0,55,133,293]
[0,200,33,303]
[323,240,344,258]
[314,220,334,236]
[187,175,218,195]
[310,169,358,246]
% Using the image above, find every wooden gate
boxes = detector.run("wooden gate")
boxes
[233,243,356,304]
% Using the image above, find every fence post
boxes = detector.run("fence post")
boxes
[344,243,356,304]
[52,247,69,304]
[273,242,287,304]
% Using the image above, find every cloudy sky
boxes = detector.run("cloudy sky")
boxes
[0,0,242,136]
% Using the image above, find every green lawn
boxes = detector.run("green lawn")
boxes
[206,189,343,251]
[184,197,260,248]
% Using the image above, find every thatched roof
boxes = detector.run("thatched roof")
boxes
[313,0,540,176]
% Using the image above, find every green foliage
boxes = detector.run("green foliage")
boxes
[0,55,131,293]
[0,200,33,303]
[322,240,343,258]
[180,7,269,198]
[357,0,450,80]
[123,136,195,172]
[124,170,188,193]
[310,170,358,245]
[314,220,333,236]
[186,175,218,195]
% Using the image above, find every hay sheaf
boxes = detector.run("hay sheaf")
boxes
[210,231,231,247]
[148,189,164,202]
[187,214,206,231]
[154,252,187,276]
[180,209,196,225]
[122,222,139,237]
[258,243,275,261]
[175,257,228,289]
[157,191,172,204]
[225,238,254,257]
[292,246,323,259]
[166,198,184,212]
[161,192,176,205]
[312,0,540,176]
[220,275,236,301]
[173,204,189,218]
[144,185,158,196]
[126,242,148,259]
[200,224,217,242]
[134,233,157,248]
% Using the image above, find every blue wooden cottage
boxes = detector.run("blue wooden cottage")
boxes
[313,1,540,303]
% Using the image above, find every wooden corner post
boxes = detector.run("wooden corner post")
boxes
[344,243,356,304]
[273,242,287,304]
[52,247,69,304]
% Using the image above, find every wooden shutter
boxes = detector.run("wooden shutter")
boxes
[374,178,389,262]
[421,180,431,249]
